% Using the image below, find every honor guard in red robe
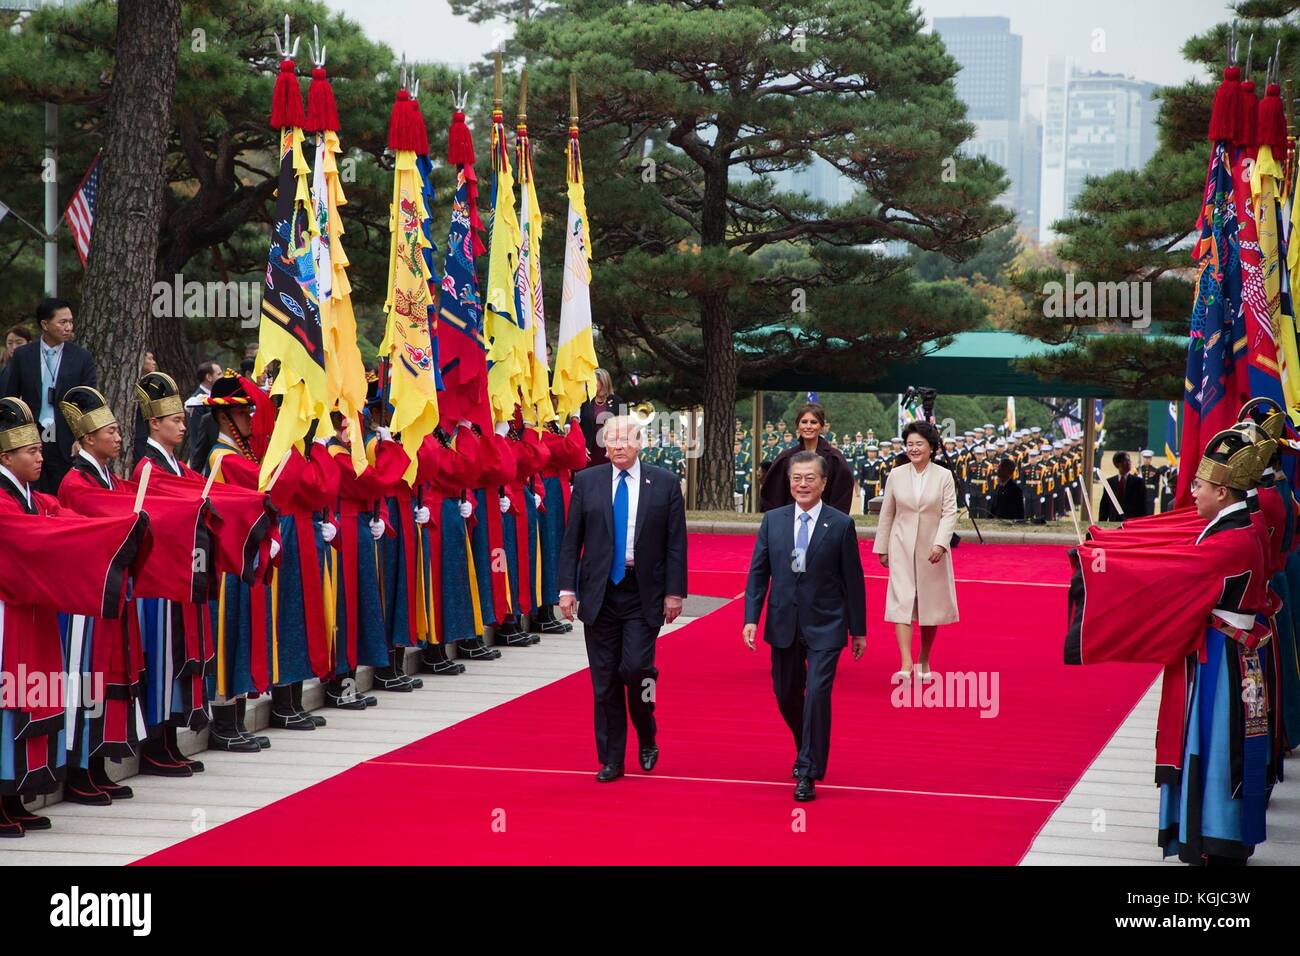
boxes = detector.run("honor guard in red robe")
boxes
[0,397,148,836]
[55,387,145,805]
[1066,427,1273,864]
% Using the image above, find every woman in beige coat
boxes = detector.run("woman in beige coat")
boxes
[873,421,959,682]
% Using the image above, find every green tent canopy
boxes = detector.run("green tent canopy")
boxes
[743,331,1186,399]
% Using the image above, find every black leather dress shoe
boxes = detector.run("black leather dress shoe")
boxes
[794,776,816,802]
[595,763,624,783]
[138,752,194,777]
[639,744,659,772]
[93,780,134,800]
[63,784,113,807]
[498,631,540,647]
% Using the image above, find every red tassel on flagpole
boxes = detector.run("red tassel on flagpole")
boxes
[305,66,340,133]
[270,58,305,130]
[1208,65,1240,142]
[1237,77,1259,148]
[387,88,425,152]
[448,110,476,166]
[1258,82,1287,155]
[407,95,431,157]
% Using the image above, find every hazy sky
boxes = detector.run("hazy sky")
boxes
[324,0,1234,89]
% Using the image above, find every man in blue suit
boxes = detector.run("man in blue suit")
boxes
[560,415,688,783]
[743,450,867,801]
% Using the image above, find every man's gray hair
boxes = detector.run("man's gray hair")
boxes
[601,414,644,444]
[789,450,826,477]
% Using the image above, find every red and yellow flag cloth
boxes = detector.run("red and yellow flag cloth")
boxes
[306,62,368,476]
[255,58,327,490]
[485,100,528,424]
[515,112,554,426]
[380,88,440,485]
[553,110,598,421]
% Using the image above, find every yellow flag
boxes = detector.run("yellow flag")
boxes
[485,110,529,423]
[255,126,327,489]
[379,149,439,484]
[553,124,598,421]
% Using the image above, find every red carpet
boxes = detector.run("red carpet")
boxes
[136,539,1156,866]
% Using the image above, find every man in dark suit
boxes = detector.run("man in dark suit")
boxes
[559,414,688,783]
[743,450,867,802]
[1,298,97,493]
[1099,451,1147,521]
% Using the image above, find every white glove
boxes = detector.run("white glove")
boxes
[369,517,385,540]
[269,538,281,559]
[376,426,393,443]
[457,419,474,431]
[494,421,510,437]
[499,495,511,514]
[414,505,430,525]
[458,499,473,519]
[533,492,542,508]
[319,521,337,543]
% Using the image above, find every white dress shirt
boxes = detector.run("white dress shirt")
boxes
[147,437,181,476]
[613,458,641,566]
[793,498,823,551]
[0,463,32,508]
[78,448,114,488]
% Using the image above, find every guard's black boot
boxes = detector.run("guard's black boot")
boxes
[291,681,326,726]
[87,754,133,800]
[373,648,417,691]
[162,722,204,772]
[270,684,316,730]
[496,617,539,646]
[207,702,261,753]
[0,796,31,837]
[63,767,112,806]
[139,725,194,776]
[324,674,370,709]
[456,637,501,661]
[235,697,271,748]
[419,643,465,675]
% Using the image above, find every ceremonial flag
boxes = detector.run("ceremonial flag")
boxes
[254,55,327,489]
[306,56,368,476]
[437,100,491,427]
[515,73,554,425]
[1176,135,1240,504]
[410,91,445,401]
[1004,396,1016,434]
[484,58,529,424]
[1165,400,1179,465]
[65,151,102,268]
[896,392,922,436]
[552,82,599,424]
[1058,399,1082,440]
[379,86,440,484]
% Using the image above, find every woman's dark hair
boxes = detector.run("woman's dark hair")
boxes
[901,420,941,457]
[6,324,33,343]
[794,402,826,426]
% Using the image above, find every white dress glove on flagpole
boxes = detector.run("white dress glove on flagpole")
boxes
[414,506,430,525]
[494,421,510,437]
[458,499,473,519]
[319,521,337,543]
[269,538,281,559]
[369,518,385,540]
[376,426,393,443]
[499,495,511,514]
[533,492,542,508]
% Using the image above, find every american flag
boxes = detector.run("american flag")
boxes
[64,152,102,268]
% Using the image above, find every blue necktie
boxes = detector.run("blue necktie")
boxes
[797,511,811,553]
[611,469,630,584]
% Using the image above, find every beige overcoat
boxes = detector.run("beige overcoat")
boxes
[872,463,959,625]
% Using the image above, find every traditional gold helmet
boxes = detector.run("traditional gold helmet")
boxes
[0,397,40,452]
[136,371,185,420]
[58,386,117,440]
[1195,426,1263,491]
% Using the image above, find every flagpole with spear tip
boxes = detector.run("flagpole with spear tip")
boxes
[553,73,600,424]
[515,67,552,430]
[305,22,369,478]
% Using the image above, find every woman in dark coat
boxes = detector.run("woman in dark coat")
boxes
[758,402,855,513]
[577,368,622,469]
